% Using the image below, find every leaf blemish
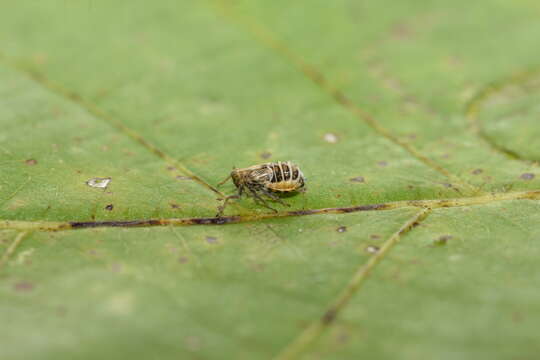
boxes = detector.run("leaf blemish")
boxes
[205,236,218,244]
[471,168,483,175]
[336,226,347,233]
[25,159,37,166]
[322,308,337,324]
[349,176,365,183]
[323,133,339,144]
[434,235,453,246]
[86,177,111,189]
[176,175,192,181]
[365,245,380,254]
[520,173,535,180]
[105,204,114,211]
[260,151,272,159]
[110,263,123,273]
[13,281,34,292]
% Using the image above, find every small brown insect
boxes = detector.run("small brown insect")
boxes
[216,161,306,216]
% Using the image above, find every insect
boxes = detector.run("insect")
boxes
[216,161,306,216]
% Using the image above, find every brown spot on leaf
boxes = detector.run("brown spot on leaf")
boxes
[377,161,388,167]
[471,169,483,175]
[435,235,452,246]
[349,176,365,183]
[322,308,337,324]
[370,234,381,240]
[25,159,37,166]
[170,203,181,209]
[14,282,34,292]
[336,226,347,233]
[390,22,414,40]
[110,263,123,273]
[105,204,114,211]
[178,256,189,264]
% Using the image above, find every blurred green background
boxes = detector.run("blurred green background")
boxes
[1,1,540,359]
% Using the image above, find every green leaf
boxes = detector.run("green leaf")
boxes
[1,1,539,359]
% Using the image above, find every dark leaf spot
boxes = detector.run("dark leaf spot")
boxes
[370,234,381,240]
[25,159,37,166]
[260,151,272,159]
[377,161,388,167]
[471,169,483,175]
[434,235,452,246]
[322,308,337,324]
[336,226,347,233]
[349,176,365,183]
[178,256,189,264]
[170,203,181,209]
[105,204,114,211]
[520,173,535,180]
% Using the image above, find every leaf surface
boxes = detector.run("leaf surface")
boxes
[1,1,539,359]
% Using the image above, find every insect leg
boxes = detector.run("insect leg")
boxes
[216,194,240,217]
[260,189,290,207]
[217,174,232,186]
[248,188,278,213]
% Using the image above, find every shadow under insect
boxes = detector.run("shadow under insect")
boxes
[216,161,306,217]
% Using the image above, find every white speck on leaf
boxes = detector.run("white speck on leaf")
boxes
[323,133,339,143]
[86,177,111,189]
[366,245,380,254]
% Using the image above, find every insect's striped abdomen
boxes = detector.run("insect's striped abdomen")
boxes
[267,161,304,192]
